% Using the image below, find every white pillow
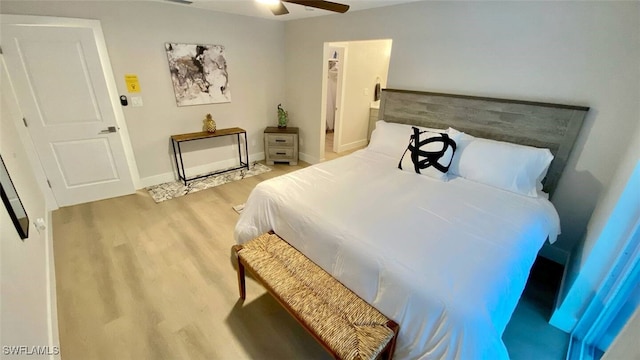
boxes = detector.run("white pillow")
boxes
[368,120,445,158]
[398,127,459,182]
[448,128,553,197]
[447,128,474,176]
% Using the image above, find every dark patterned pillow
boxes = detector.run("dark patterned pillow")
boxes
[398,127,457,181]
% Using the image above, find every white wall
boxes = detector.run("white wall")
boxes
[1,56,59,358]
[602,306,640,360]
[1,1,286,187]
[551,126,640,331]
[332,39,391,152]
[284,1,640,253]
[573,127,640,287]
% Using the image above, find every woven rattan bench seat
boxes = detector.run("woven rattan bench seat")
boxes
[232,232,399,360]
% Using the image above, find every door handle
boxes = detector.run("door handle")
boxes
[98,126,117,134]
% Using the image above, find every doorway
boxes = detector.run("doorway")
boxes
[324,45,344,158]
[320,39,392,162]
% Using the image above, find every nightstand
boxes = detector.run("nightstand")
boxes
[264,127,299,166]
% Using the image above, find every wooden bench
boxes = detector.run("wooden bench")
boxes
[232,232,399,360]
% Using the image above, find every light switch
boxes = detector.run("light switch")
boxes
[131,96,144,107]
[364,88,369,96]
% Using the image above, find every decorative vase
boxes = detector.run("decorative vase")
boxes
[277,104,288,128]
[203,113,216,133]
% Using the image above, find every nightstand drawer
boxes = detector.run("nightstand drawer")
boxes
[266,134,295,147]
[268,148,294,159]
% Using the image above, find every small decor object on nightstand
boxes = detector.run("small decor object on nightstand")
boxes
[203,113,216,133]
[277,104,288,128]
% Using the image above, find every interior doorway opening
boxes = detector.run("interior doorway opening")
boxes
[320,39,392,162]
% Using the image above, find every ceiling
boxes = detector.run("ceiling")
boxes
[161,0,424,21]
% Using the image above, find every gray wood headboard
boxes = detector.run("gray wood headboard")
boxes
[377,89,589,197]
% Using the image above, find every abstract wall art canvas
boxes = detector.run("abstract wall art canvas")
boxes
[165,43,231,106]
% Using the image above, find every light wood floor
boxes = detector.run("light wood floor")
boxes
[52,161,333,359]
[52,159,568,359]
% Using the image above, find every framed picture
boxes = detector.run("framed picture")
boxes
[165,43,231,106]
[0,156,29,240]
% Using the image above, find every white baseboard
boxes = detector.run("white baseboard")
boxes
[335,139,368,153]
[45,210,60,359]
[139,152,265,188]
[550,249,574,334]
[550,303,580,333]
[548,245,579,333]
[299,152,320,165]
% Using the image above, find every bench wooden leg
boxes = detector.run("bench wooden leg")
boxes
[380,320,399,360]
[232,245,246,300]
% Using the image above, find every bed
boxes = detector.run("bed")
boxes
[235,89,589,359]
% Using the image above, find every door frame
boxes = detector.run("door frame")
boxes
[1,15,141,209]
[332,45,347,154]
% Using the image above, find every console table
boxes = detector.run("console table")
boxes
[170,127,249,185]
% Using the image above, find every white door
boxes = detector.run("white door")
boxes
[1,16,136,207]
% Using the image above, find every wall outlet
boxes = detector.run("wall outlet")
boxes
[131,96,144,107]
[35,218,46,233]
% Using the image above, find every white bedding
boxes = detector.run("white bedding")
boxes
[234,149,560,359]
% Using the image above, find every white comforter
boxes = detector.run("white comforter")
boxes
[234,149,560,359]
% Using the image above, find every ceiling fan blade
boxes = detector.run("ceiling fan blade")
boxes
[269,1,290,15]
[284,0,350,13]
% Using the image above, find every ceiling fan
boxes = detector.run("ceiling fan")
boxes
[258,0,350,16]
